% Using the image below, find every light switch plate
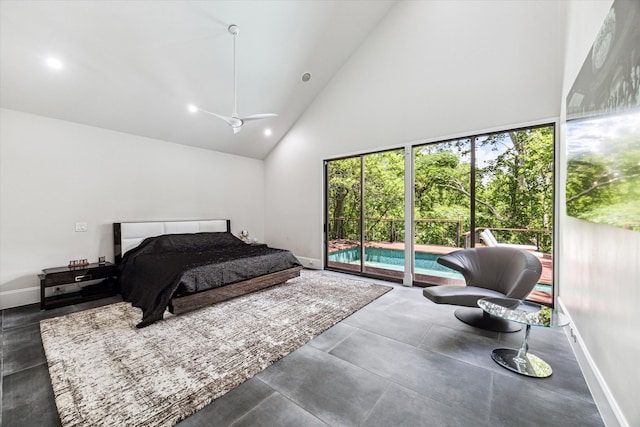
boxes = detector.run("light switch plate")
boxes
[75,222,88,232]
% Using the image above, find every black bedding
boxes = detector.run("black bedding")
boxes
[118,232,301,328]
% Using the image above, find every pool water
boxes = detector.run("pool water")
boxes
[328,246,551,293]
[328,247,464,280]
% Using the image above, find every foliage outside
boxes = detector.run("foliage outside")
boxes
[327,126,554,253]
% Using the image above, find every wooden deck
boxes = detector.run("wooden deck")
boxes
[328,240,554,305]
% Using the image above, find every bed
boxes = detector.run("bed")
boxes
[113,219,302,328]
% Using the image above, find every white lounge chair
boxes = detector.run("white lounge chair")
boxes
[480,229,539,252]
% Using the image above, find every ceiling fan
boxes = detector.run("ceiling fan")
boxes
[189,24,277,134]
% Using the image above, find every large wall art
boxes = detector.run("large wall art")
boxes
[565,0,640,231]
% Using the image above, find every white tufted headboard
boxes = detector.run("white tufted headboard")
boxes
[113,219,230,263]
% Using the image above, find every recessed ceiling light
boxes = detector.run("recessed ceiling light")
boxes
[46,57,63,70]
[264,128,272,136]
[187,104,198,113]
[301,72,311,82]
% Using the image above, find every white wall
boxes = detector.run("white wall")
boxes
[0,108,265,309]
[559,1,638,426]
[264,0,564,265]
[265,1,638,423]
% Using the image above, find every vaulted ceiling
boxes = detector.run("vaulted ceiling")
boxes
[0,1,395,159]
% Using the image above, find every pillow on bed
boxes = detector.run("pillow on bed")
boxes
[169,232,247,251]
[199,232,247,248]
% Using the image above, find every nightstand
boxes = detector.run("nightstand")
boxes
[39,262,118,310]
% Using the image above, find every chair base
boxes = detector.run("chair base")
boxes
[454,307,521,333]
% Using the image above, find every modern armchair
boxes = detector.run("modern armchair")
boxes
[423,247,543,332]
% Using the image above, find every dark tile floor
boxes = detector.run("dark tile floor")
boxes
[1,273,604,426]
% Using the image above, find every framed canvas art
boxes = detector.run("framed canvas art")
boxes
[565,0,640,231]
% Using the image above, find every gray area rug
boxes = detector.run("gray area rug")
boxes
[40,270,392,427]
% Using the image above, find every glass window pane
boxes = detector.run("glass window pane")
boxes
[326,157,362,272]
[474,127,554,304]
[363,149,405,279]
[413,139,470,285]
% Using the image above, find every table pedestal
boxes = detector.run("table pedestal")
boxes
[490,324,553,378]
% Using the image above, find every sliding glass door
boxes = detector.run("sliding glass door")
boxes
[472,127,554,304]
[326,149,405,281]
[326,156,362,274]
[412,125,554,304]
[326,124,554,304]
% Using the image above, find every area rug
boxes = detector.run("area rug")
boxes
[40,270,392,427]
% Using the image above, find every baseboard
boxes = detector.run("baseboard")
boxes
[0,286,40,310]
[558,297,628,427]
[295,256,322,270]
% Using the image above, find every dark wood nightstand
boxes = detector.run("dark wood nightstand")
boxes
[39,262,118,310]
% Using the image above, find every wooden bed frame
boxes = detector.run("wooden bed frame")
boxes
[113,220,302,316]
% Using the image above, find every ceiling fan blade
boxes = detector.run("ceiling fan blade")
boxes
[240,113,278,122]
[197,108,234,125]
[198,108,244,134]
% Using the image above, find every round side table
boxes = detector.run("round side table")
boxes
[478,297,569,378]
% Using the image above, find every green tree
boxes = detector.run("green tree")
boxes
[364,150,405,241]
[327,126,555,251]
[476,127,553,232]
[413,141,471,245]
[327,157,361,240]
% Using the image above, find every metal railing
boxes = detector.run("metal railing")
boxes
[328,217,463,247]
[329,217,552,253]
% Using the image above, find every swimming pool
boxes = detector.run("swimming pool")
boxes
[328,247,464,280]
[328,246,552,293]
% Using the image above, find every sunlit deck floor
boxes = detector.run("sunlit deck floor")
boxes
[327,240,553,305]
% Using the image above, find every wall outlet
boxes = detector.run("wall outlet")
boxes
[75,222,88,232]
[296,256,321,269]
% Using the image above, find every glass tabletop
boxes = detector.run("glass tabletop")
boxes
[477,297,569,328]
